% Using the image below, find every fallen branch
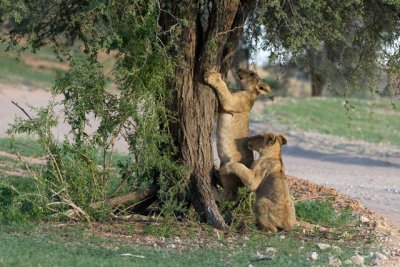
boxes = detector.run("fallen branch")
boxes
[48,188,91,222]
[90,185,158,210]
[120,190,158,214]
[62,185,158,220]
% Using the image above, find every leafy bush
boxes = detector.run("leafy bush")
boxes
[0,182,45,223]
[2,1,187,222]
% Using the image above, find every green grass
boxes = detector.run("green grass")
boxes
[0,145,42,224]
[295,200,354,228]
[0,223,373,267]
[0,43,61,86]
[0,135,376,266]
[0,137,44,157]
[257,97,400,146]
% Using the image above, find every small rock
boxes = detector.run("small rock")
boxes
[374,252,388,260]
[372,252,388,265]
[255,251,273,261]
[248,265,254,267]
[265,247,277,254]
[309,252,318,261]
[173,236,181,243]
[328,256,342,266]
[120,254,145,258]
[317,243,331,250]
[280,235,285,240]
[344,259,352,265]
[393,248,400,256]
[360,215,370,223]
[214,230,221,240]
[382,248,391,256]
[351,254,365,266]
[167,244,176,249]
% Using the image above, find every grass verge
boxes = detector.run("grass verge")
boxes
[0,137,44,157]
[0,220,374,267]
[0,43,62,87]
[256,97,400,146]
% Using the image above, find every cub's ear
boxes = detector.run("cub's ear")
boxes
[277,135,288,145]
[263,132,276,146]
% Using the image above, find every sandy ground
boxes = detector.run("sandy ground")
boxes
[1,84,400,228]
[0,84,54,135]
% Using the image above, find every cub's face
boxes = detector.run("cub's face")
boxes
[247,132,287,153]
[237,69,271,94]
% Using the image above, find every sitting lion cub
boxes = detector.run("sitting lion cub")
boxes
[204,69,271,200]
[220,132,296,232]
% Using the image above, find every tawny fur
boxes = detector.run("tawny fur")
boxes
[204,69,271,200]
[220,132,296,232]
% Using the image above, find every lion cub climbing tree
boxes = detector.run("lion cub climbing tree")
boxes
[204,69,271,200]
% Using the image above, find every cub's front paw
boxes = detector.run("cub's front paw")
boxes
[204,69,222,85]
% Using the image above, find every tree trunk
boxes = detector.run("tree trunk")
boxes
[311,71,325,97]
[159,0,256,229]
[308,48,326,97]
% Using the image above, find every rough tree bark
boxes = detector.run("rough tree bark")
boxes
[311,71,325,97]
[159,0,257,229]
[308,48,326,97]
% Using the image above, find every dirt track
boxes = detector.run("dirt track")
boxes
[1,84,400,228]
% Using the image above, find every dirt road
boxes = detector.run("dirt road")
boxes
[1,84,400,227]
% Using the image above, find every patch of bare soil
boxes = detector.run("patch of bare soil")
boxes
[0,150,45,165]
[0,151,37,177]
[23,55,69,71]
[0,165,29,178]
[288,176,400,266]
[85,220,238,250]
[289,176,382,221]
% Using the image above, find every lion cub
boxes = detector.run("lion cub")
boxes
[220,132,296,232]
[204,69,271,200]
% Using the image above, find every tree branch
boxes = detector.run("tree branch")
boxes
[11,101,32,120]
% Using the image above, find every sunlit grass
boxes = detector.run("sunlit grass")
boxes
[257,97,400,146]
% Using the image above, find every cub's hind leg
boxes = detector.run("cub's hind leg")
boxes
[255,198,279,233]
